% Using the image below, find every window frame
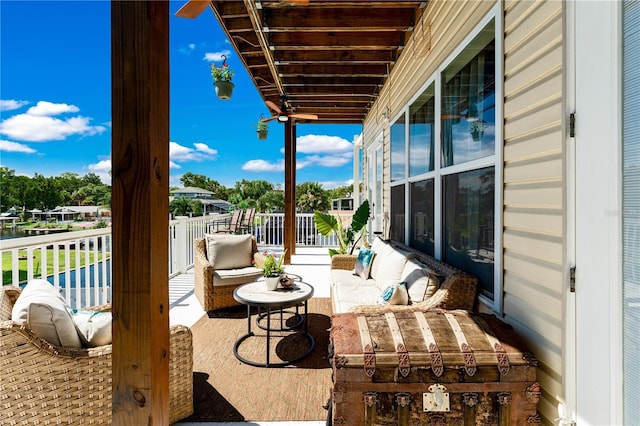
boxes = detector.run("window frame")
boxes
[387,4,503,311]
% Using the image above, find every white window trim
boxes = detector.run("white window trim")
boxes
[388,3,503,310]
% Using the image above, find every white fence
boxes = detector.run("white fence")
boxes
[1,212,348,310]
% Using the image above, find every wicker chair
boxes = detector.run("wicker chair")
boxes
[0,286,193,424]
[194,236,266,311]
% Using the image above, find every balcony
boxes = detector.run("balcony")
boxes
[1,213,343,425]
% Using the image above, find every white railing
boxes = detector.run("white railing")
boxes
[1,212,349,309]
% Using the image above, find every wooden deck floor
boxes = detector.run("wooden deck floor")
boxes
[170,247,332,426]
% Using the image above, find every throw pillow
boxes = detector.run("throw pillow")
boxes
[205,233,253,269]
[401,259,441,304]
[11,279,82,348]
[71,309,112,347]
[377,282,409,305]
[354,248,375,280]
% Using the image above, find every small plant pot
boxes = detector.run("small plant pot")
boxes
[470,129,484,142]
[214,80,234,100]
[265,275,281,291]
[257,129,268,140]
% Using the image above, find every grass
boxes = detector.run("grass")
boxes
[2,248,110,286]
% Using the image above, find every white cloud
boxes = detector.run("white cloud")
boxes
[0,99,29,112]
[170,141,218,164]
[296,134,353,155]
[242,159,284,172]
[0,139,37,154]
[319,179,354,190]
[170,161,181,169]
[0,101,106,142]
[203,49,232,63]
[27,101,79,116]
[193,142,218,156]
[87,159,112,185]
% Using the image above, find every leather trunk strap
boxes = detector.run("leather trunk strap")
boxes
[357,315,376,377]
[473,315,511,376]
[414,311,444,377]
[444,313,477,376]
[385,312,410,377]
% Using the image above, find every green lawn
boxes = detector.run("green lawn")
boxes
[2,249,110,286]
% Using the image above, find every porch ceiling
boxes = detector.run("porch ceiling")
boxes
[206,0,426,124]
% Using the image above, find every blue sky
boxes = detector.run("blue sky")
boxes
[0,1,362,189]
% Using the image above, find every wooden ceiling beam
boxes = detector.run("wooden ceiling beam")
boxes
[269,31,404,48]
[263,8,415,31]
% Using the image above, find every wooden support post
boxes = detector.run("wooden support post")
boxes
[284,120,296,263]
[111,2,170,424]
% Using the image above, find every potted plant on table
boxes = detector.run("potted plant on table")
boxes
[211,55,234,100]
[261,249,287,290]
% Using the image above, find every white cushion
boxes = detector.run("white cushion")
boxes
[369,238,389,279]
[373,247,409,291]
[332,281,380,313]
[72,310,112,347]
[12,279,82,348]
[401,259,441,303]
[377,282,409,305]
[205,233,253,269]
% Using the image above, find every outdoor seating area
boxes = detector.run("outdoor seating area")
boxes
[0,285,194,425]
[207,208,255,235]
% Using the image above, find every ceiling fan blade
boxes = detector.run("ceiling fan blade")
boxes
[262,116,279,123]
[285,0,310,4]
[175,0,210,18]
[289,113,318,120]
[266,100,284,115]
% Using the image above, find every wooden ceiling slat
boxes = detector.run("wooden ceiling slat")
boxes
[209,0,424,124]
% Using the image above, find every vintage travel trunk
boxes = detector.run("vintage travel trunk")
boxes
[329,310,540,425]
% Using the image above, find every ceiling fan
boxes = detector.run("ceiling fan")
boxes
[175,0,309,18]
[263,95,318,123]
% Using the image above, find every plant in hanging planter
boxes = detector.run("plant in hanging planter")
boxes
[469,120,486,141]
[255,118,269,140]
[211,55,235,100]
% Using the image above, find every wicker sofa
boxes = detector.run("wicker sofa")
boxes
[193,234,267,311]
[0,285,193,424]
[330,238,478,314]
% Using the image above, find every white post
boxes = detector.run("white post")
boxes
[174,217,188,274]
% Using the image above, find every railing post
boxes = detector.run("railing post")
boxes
[174,217,188,274]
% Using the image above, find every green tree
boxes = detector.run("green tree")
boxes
[296,181,329,212]
[256,191,284,212]
[180,172,228,199]
[170,196,203,217]
[326,184,353,202]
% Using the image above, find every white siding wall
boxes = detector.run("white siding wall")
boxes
[362,1,566,424]
[503,1,565,423]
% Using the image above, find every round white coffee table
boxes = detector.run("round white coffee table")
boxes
[233,280,315,367]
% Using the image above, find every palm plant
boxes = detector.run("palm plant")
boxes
[314,199,370,256]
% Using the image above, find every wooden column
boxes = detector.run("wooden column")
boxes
[283,120,296,263]
[111,2,170,424]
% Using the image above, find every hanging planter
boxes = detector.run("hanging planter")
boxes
[469,120,486,142]
[211,55,234,101]
[255,116,269,140]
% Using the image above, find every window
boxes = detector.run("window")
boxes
[442,28,496,167]
[410,179,434,255]
[409,84,436,176]
[390,184,405,242]
[384,16,499,302]
[390,115,406,181]
[443,168,495,298]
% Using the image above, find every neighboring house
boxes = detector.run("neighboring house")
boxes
[354,2,638,425]
[32,206,109,222]
[171,186,231,215]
